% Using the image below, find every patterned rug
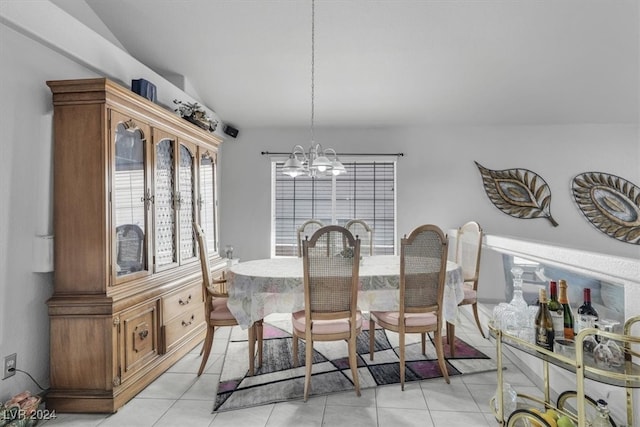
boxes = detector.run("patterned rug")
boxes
[213,319,496,412]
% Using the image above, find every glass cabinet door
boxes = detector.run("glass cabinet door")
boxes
[199,151,219,255]
[111,111,151,282]
[153,130,199,271]
[178,143,197,263]
[153,132,178,271]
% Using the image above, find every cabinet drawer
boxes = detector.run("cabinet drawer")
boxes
[162,304,204,353]
[162,283,202,321]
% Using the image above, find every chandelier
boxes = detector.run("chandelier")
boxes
[282,0,346,178]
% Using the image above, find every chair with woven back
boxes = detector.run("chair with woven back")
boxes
[296,219,324,257]
[345,219,373,256]
[291,225,362,401]
[115,224,145,274]
[369,224,450,390]
[193,222,263,376]
[446,221,484,356]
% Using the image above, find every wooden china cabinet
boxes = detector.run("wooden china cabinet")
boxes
[46,78,226,413]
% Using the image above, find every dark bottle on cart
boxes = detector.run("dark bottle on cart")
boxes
[577,287,600,347]
[577,288,599,320]
[535,288,554,351]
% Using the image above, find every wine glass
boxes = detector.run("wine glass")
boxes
[578,314,599,354]
[225,244,234,259]
[593,319,624,369]
[592,338,613,369]
[602,320,624,368]
[492,303,511,329]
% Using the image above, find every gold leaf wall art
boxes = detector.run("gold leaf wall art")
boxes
[475,161,558,227]
[572,172,640,245]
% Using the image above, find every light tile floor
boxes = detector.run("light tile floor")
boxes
[42,306,543,426]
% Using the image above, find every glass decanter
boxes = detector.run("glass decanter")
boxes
[506,267,530,334]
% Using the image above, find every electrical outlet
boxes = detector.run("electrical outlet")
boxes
[3,353,17,379]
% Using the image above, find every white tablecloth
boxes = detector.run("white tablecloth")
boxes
[227,255,464,329]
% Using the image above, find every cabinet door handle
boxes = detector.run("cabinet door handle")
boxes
[138,329,149,340]
[140,189,154,210]
[179,295,192,305]
[173,191,183,210]
[182,314,195,327]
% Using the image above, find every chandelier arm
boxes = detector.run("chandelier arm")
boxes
[323,147,338,160]
[291,144,307,161]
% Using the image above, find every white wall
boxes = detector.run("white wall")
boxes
[0,23,98,399]
[219,125,639,262]
[0,2,222,400]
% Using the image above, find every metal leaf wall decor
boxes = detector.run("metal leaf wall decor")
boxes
[475,161,558,226]
[572,172,640,245]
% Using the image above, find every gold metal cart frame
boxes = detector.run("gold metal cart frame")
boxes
[489,315,640,426]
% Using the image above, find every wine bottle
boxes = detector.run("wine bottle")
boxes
[535,288,554,351]
[547,281,564,339]
[558,279,575,339]
[576,287,599,334]
[577,288,598,318]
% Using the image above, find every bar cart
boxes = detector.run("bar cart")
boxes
[489,315,640,426]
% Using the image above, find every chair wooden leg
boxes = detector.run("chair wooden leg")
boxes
[369,318,375,360]
[446,321,455,357]
[198,325,215,376]
[348,335,361,397]
[256,319,264,368]
[472,303,486,338]
[434,328,450,384]
[420,332,426,355]
[399,329,405,391]
[292,332,299,368]
[248,323,256,376]
[303,337,313,401]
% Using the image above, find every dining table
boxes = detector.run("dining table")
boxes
[226,254,464,329]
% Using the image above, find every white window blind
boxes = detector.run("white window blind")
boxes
[272,160,396,257]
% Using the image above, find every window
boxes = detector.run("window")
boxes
[272,160,396,257]
[199,152,219,255]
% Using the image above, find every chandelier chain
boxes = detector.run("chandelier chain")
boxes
[281,0,346,178]
[310,0,315,144]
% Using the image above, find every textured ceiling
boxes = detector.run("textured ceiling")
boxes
[56,0,638,129]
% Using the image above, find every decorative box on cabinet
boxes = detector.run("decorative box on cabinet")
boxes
[46,78,226,413]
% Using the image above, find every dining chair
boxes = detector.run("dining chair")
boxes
[345,219,373,256]
[115,224,145,274]
[369,224,450,390]
[193,222,263,376]
[291,225,362,401]
[446,221,484,356]
[297,219,325,257]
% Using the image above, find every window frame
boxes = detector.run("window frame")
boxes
[270,157,397,258]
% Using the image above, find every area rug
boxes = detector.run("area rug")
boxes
[213,319,496,412]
